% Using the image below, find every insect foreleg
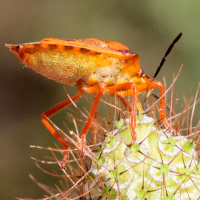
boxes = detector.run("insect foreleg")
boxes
[103,83,138,147]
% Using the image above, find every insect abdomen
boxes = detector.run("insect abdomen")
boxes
[7,43,123,85]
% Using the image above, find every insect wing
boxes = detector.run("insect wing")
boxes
[41,38,135,59]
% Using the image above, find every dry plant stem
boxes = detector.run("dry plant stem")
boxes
[190,83,200,134]
[169,74,175,129]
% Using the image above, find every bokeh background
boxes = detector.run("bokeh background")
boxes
[0,1,199,199]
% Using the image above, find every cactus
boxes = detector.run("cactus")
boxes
[83,114,200,200]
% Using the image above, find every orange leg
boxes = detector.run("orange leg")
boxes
[103,83,138,146]
[130,86,137,146]
[91,100,98,146]
[117,80,170,128]
[147,81,172,129]
[82,80,169,150]
[41,87,84,168]
[103,80,173,147]
[81,82,106,154]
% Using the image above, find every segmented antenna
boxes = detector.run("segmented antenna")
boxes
[153,33,182,79]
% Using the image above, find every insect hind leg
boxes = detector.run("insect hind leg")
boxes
[41,87,84,168]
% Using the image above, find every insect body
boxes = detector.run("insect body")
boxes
[6,34,182,165]
[7,39,143,86]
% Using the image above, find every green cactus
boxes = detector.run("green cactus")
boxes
[84,114,200,200]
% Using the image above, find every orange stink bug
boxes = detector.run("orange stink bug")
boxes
[6,33,182,166]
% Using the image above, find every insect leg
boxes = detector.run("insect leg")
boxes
[81,82,106,155]
[129,85,137,146]
[145,81,172,129]
[118,81,173,130]
[41,87,84,168]
[91,108,98,146]
[103,83,138,146]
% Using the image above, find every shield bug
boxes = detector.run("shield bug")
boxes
[6,33,182,166]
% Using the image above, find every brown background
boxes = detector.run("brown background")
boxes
[0,1,199,199]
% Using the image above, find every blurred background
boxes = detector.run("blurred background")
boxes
[0,0,199,199]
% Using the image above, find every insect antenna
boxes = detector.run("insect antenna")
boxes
[143,33,182,114]
[153,33,182,79]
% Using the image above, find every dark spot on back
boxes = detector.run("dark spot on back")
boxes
[80,48,90,54]
[48,44,57,50]
[64,45,73,51]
